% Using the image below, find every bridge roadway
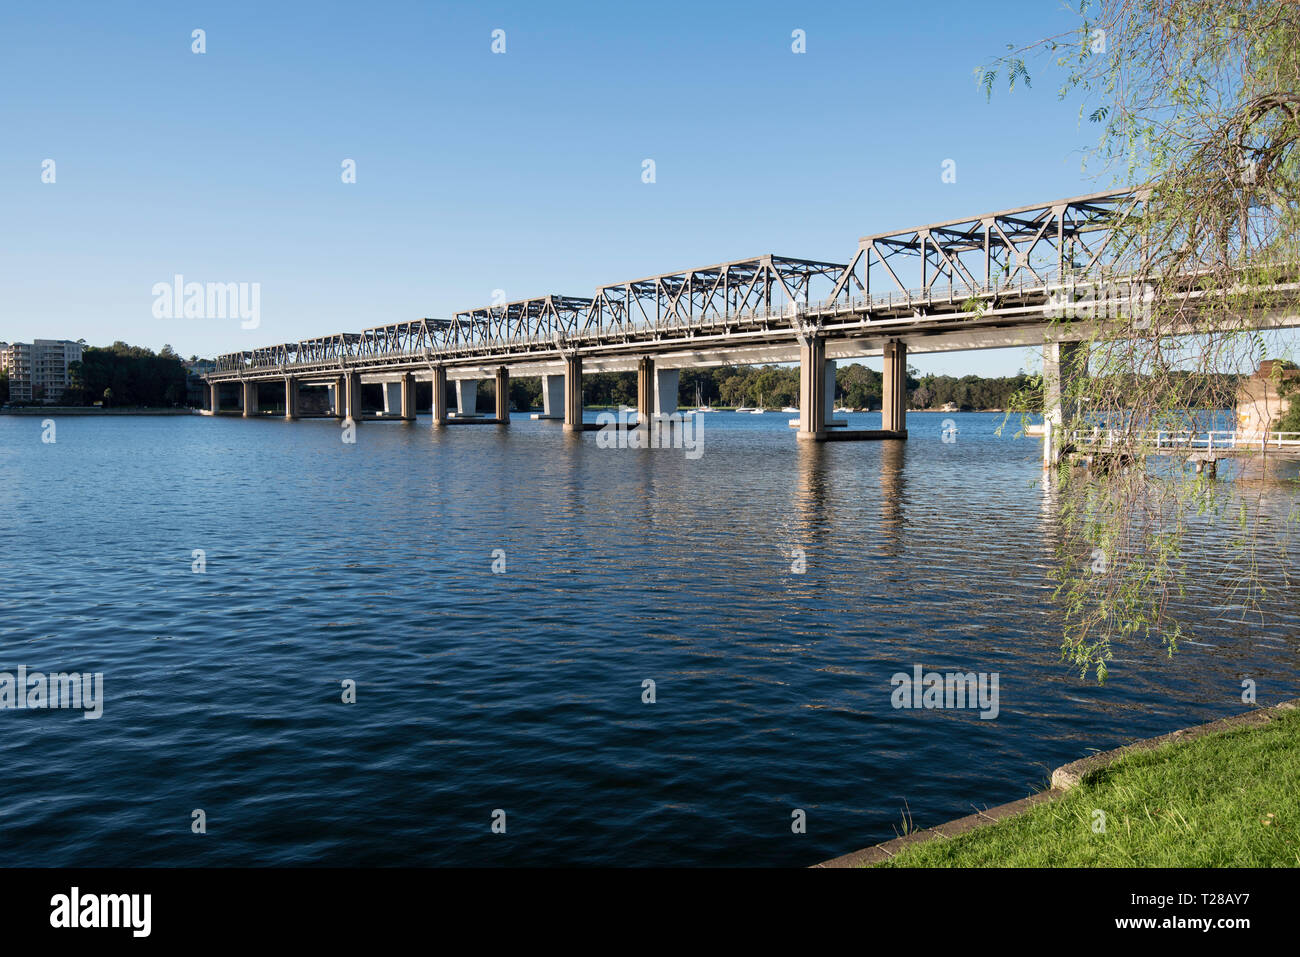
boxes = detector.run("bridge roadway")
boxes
[203,188,1300,443]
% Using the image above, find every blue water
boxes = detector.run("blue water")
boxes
[1,410,1297,866]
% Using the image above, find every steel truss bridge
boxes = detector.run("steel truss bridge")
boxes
[204,187,1300,442]
[210,189,1159,379]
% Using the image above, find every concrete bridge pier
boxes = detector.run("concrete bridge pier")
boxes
[637,357,679,423]
[331,377,345,418]
[431,366,448,427]
[1043,340,1088,467]
[823,360,837,425]
[455,379,478,417]
[797,334,827,441]
[882,340,908,435]
[495,367,510,422]
[344,372,363,423]
[242,380,259,418]
[381,381,402,417]
[538,374,565,420]
[636,357,654,425]
[209,382,220,413]
[284,377,298,419]
[402,372,416,420]
[655,367,679,417]
[379,376,416,420]
[563,355,583,431]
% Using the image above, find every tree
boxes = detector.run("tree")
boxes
[63,343,187,408]
[510,378,541,412]
[986,0,1300,680]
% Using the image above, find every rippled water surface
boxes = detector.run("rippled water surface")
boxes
[1,411,1297,866]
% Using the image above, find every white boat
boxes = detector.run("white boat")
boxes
[781,406,799,413]
[735,406,755,413]
[690,384,716,413]
[833,407,851,415]
[750,408,766,414]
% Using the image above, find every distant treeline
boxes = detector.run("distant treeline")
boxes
[548,365,1248,412]
[911,369,1245,413]
[567,363,1039,411]
[63,342,190,407]
[19,342,1248,414]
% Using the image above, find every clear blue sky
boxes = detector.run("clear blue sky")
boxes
[2,0,1118,377]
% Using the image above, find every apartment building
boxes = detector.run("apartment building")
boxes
[1,339,84,404]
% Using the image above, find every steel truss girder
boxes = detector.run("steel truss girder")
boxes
[828,188,1147,304]
[581,254,846,336]
[354,319,448,359]
[210,190,1151,378]
[454,294,593,347]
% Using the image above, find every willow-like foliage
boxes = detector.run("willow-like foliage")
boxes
[985,0,1300,680]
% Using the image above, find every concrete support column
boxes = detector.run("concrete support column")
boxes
[636,356,654,425]
[824,360,837,424]
[654,367,679,416]
[455,379,478,417]
[332,377,345,418]
[401,373,416,421]
[1043,340,1088,467]
[563,354,583,431]
[381,381,403,416]
[542,374,565,419]
[882,340,908,435]
[495,367,510,422]
[284,377,297,420]
[345,372,362,423]
[242,380,258,418]
[209,382,219,413]
[797,335,827,441]
[431,366,448,427]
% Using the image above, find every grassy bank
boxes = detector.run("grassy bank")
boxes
[881,707,1300,867]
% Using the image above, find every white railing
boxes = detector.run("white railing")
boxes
[1067,428,1300,452]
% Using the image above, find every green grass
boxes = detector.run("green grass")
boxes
[880,708,1300,866]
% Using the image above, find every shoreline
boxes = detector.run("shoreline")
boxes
[0,407,197,416]
[815,697,1300,867]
